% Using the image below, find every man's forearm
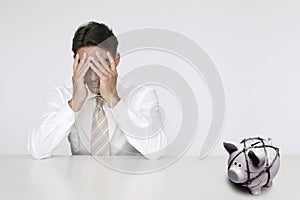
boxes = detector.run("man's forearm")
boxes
[106,93,121,108]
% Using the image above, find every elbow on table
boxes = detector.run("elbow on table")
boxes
[30,143,51,160]
[142,135,167,160]
[142,147,165,160]
[28,134,51,160]
[31,150,51,160]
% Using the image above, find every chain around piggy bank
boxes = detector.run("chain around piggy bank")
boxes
[223,137,280,195]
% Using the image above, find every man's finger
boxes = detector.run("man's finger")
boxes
[90,64,103,78]
[96,51,111,72]
[76,52,87,73]
[73,53,79,73]
[77,64,90,80]
[77,57,91,78]
[90,56,109,75]
[106,51,116,72]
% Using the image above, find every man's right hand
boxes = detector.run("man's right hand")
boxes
[69,52,89,112]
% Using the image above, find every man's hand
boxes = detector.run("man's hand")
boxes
[90,51,120,108]
[69,53,90,112]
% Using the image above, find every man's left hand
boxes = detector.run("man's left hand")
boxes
[90,51,120,108]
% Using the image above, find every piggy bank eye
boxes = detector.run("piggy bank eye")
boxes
[238,164,242,167]
[234,162,237,165]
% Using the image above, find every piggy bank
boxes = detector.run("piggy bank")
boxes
[223,137,280,195]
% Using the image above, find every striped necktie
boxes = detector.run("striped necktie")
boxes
[90,95,110,156]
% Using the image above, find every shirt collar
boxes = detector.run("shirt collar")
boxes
[86,86,108,107]
[87,86,97,100]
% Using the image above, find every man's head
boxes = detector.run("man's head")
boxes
[72,21,120,94]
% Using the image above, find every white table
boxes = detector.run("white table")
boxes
[0,155,299,200]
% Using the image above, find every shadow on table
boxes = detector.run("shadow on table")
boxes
[226,179,272,196]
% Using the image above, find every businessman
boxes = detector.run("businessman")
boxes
[28,21,166,159]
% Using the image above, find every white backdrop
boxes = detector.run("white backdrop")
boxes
[0,0,299,156]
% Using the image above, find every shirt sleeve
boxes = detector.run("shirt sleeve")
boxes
[28,86,75,159]
[111,86,167,160]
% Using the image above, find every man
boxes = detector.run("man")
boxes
[28,21,166,159]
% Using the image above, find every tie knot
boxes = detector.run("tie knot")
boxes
[95,95,105,108]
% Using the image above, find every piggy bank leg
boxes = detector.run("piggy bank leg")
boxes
[249,187,262,195]
[265,180,273,188]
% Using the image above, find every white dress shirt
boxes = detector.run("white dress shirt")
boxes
[28,81,166,160]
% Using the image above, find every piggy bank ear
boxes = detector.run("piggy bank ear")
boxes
[223,142,238,154]
[248,150,265,168]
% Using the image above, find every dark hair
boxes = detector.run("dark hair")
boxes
[72,21,118,57]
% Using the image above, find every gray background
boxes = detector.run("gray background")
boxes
[0,0,299,155]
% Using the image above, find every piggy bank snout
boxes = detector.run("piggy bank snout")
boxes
[228,169,245,183]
